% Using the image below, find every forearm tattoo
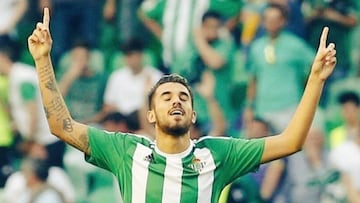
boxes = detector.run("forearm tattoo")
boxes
[39,63,89,153]
[63,117,73,132]
[47,96,67,120]
[45,77,57,92]
[38,64,53,83]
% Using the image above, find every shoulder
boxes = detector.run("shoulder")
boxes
[195,136,263,149]
[10,63,37,79]
[143,66,163,78]
[88,126,153,145]
[280,32,310,46]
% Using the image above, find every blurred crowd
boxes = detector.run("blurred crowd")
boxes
[1,0,360,202]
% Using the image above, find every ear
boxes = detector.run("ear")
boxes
[147,110,156,124]
[191,111,197,124]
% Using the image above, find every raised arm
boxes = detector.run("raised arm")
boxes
[196,71,227,136]
[261,27,336,163]
[28,8,90,154]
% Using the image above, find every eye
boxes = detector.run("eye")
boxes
[163,96,171,101]
[180,95,188,101]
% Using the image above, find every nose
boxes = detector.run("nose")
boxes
[172,97,182,107]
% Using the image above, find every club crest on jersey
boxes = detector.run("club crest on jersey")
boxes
[188,157,207,173]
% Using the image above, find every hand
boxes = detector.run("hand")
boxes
[103,1,116,21]
[322,8,341,21]
[311,27,336,81]
[28,7,52,61]
[193,27,205,41]
[195,71,215,100]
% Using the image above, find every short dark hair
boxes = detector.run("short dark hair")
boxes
[338,91,360,106]
[147,74,194,109]
[120,38,144,55]
[265,3,289,20]
[201,10,223,23]
[71,39,91,50]
[0,36,21,61]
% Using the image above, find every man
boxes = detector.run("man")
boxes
[57,40,106,123]
[28,8,336,203]
[138,0,242,70]
[329,91,360,149]
[100,38,162,118]
[172,11,236,134]
[244,3,315,133]
[0,36,65,168]
[6,157,68,203]
[3,156,75,203]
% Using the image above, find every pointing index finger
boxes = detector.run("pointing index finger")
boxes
[318,27,329,50]
[43,7,50,29]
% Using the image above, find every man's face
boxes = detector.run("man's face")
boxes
[148,82,196,137]
[202,17,221,42]
[263,7,285,36]
[125,51,143,73]
[341,102,359,123]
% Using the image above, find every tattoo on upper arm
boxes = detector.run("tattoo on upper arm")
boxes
[79,132,90,152]
[66,134,89,153]
[63,117,73,132]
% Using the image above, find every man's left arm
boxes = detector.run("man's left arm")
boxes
[261,27,336,163]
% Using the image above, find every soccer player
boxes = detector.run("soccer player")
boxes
[28,8,336,203]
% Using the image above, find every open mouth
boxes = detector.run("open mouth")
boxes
[170,109,184,116]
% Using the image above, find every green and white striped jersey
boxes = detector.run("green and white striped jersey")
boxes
[86,127,265,203]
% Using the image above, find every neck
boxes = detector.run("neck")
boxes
[155,131,191,154]
[29,179,46,192]
[130,65,143,75]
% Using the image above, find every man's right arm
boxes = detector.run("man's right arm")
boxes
[28,8,90,155]
[35,57,90,154]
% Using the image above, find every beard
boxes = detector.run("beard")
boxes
[162,124,190,137]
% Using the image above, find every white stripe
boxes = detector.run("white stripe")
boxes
[131,143,152,203]
[193,0,210,27]
[194,148,215,203]
[162,0,177,65]
[174,0,192,54]
[162,157,183,203]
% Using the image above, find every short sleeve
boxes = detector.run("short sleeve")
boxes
[223,138,265,182]
[85,127,129,172]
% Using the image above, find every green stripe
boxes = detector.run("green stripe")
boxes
[180,154,198,203]
[121,136,152,203]
[145,153,166,203]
